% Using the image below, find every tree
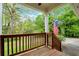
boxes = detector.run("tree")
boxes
[3,3,20,34]
[34,15,45,32]
[48,14,54,32]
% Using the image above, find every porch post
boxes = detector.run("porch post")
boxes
[0,3,2,35]
[44,13,49,33]
[44,13,49,47]
[0,3,2,56]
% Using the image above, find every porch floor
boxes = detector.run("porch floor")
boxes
[16,46,66,56]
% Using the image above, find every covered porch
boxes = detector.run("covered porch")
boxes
[0,3,79,56]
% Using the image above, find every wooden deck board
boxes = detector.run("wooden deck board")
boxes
[16,46,66,56]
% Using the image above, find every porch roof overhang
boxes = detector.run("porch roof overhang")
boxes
[22,3,64,13]
[21,3,79,17]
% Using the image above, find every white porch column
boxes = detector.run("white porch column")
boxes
[0,3,2,56]
[44,13,49,33]
[0,3,2,35]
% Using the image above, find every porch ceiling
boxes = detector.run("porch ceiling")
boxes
[22,3,79,17]
[23,3,63,13]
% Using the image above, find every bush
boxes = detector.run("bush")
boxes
[57,35,65,41]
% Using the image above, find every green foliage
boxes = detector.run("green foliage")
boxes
[2,3,20,34]
[2,4,45,34]
[48,14,54,32]
[57,35,65,41]
[2,3,79,38]
[34,15,45,32]
[56,4,79,37]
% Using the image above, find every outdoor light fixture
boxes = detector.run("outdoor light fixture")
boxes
[38,3,42,6]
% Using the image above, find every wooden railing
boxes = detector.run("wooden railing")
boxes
[0,32,61,56]
[46,33,52,47]
[52,33,61,51]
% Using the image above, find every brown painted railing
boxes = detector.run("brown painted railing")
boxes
[46,32,52,47]
[0,32,61,56]
[46,32,61,51]
[52,33,61,51]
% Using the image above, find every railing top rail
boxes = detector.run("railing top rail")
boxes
[0,32,46,38]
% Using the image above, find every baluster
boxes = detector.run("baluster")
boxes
[35,35,36,47]
[36,35,38,47]
[22,36,24,51]
[19,36,21,52]
[40,35,42,45]
[28,36,29,49]
[30,36,31,49]
[25,36,27,50]
[16,37,17,53]
[0,36,4,56]
[7,38,9,55]
[11,37,13,54]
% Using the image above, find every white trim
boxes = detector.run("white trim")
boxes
[44,13,49,33]
[0,3,2,35]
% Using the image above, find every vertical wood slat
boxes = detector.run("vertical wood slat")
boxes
[39,35,41,45]
[40,35,42,45]
[7,38,9,55]
[28,36,30,49]
[11,37,13,54]
[25,36,27,50]
[22,36,24,51]
[34,35,36,47]
[41,35,43,45]
[39,35,41,46]
[16,37,17,53]
[30,36,31,49]
[19,36,21,52]
[37,35,38,46]
[60,42,61,51]
[52,33,54,49]
[44,34,45,45]
[28,36,29,49]
[36,35,38,46]
[35,35,36,47]
[36,35,37,47]
[41,35,43,44]
[45,33,47,46]
[42,34,44,45]
[47,33,48,47]
[31,36,33,48]
[32,36,34,48]
[0,37,4,56]
[41,35,42,45]
[34,35,35,47]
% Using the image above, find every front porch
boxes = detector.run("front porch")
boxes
[0,3,79,56]
[0,3,63,56]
